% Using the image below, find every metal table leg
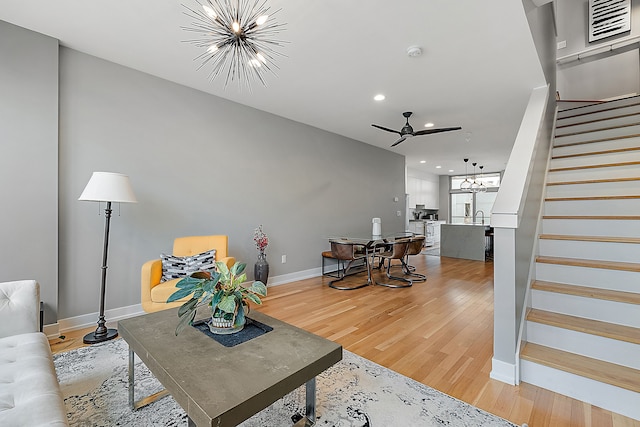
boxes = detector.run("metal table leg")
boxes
[128,347,170,410]
[293,377,317,426]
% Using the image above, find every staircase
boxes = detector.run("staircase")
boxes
[519,96,640,420]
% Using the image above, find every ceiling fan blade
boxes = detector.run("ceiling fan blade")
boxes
[413,126,462,136]
[390,136,407,147]
[372,124,401,134]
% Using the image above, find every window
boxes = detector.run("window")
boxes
[449,172,501,224]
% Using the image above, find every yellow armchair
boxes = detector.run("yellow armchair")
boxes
[141,235,235,313]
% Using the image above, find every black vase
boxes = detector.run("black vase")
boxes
[254,252,269,284]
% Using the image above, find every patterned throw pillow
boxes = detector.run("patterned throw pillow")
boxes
[160,249,217,282]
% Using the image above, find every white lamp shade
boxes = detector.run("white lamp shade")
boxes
[78,172,137,203]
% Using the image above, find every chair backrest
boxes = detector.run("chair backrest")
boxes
[389,239,410,259]
[173,235,228,259]
[330,241,356,261]
[406,235,425,256]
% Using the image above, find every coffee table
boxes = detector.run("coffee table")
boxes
[119,308,342,427]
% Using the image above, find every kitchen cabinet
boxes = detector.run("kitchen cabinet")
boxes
[409,220,425,235]
[407,175,439,209]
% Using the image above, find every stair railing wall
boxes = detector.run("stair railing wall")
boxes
[490,84,555,385]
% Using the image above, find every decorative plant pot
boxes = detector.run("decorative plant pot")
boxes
[254,252,269,284]
[208,309,245,335]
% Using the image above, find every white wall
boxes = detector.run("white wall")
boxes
[0,21,59,325]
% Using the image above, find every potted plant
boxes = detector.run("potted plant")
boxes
[167,261,267,335]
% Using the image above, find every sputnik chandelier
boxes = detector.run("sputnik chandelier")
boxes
[182,0,287,89]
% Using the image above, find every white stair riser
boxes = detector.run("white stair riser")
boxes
[548,164,640,182]
[545,181,640,197]
[549,151,640,169]
[557,104,640,127]
[541,219,640,237]
[520,360,640,421]
[535,263,640,293]
[544,199,640,216]
[530,290,640,327]
[526,322,640,369]
[554,124,640,145]
[556,115,640,136]
[538,239,640,263]
[557,97,640,119]
[553,136,640,155]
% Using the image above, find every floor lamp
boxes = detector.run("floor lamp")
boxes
[79,172,137,344]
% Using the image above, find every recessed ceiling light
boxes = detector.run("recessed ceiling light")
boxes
[435,165,442,169]
[424,122,434,128]
[374,94,385,101]
[420,160,426,164]
[449,169,454,173]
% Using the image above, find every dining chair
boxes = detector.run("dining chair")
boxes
[376,239,412,288]
[401,235,427,282]
[328,241,369,290]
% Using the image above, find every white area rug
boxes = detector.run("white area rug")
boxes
[53,339,516,426]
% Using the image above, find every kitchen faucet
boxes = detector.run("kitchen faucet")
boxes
[474,210,485,225]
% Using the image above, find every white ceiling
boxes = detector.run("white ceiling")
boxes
[0,0,546,175]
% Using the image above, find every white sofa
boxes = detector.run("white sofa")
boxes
[0,280,68,426]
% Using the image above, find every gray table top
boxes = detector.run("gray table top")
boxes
[119,308,342,427]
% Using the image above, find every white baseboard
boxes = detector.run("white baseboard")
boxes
[46,268,325,336]
[46,303,145,338]
[267,267,322,286]
[490,358,517,385]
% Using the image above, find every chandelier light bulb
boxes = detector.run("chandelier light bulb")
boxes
[249,59,262,67]
[207,44,218,53]
[256,52,266,63]
[232,21,241,33]
[203,5,217,18]
[256,15,268,25]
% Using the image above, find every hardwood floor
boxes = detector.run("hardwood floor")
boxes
[50,254,639,427]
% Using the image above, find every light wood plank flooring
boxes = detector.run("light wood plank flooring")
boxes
[50,254,640,427]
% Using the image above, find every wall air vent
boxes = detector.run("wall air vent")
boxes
[588,0,631,43]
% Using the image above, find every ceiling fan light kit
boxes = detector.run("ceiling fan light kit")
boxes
[371,112,462,147]
[181,0,288,89]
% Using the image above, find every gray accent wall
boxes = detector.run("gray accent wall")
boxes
[556,0,640,99]
[56,48,405,319]
[0,21,59,325]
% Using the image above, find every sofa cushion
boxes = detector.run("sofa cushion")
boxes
[150,278,191,304]
[0,280,39,338]
[160,249,216,282]
[0,332,68,426]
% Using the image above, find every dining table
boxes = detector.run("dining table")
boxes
[328,232,415,287]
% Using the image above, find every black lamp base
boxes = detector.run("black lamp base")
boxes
[83,328,118,344]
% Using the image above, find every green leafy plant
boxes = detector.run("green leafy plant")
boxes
[167,261,267,335]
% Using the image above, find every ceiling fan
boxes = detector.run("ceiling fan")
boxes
[372,112,462,147]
